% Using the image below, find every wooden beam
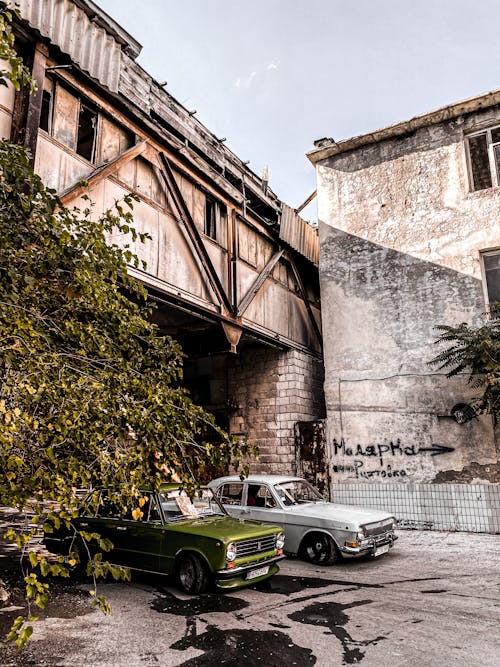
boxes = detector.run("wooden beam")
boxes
[236,249,284,318]
[24,42,48,166]
[286,252,323,347]
[157,152,233,315]
[295,190,317,214]
[59,140,148,204]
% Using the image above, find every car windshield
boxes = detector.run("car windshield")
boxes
[159,487,226,523]
[274,480,324,505]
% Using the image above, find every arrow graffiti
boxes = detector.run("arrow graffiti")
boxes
[418,444,455,456]
[332,438,455,466]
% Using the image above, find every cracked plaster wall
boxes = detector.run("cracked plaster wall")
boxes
[316,108,500,486]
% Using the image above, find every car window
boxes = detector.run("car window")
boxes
[159,488,226,523]
[274,480,323,505]
[247,484,276,509]
[95,491,121,519]
[141,494,162,524]
[217,483,243,506]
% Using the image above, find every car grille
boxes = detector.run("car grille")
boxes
[363,519,394,537]
[234,535,276,557]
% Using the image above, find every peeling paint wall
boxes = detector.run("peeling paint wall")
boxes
[315,106,500,496]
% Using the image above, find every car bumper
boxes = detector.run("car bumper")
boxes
[215,554,285,589]
[341,533,398,557]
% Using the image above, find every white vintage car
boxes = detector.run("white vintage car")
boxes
[208,475,397,565]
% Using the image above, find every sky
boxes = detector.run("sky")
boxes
[97,0,500,221]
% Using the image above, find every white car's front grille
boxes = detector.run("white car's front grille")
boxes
[363,519,394,537]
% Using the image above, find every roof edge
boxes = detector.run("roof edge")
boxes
[307,87,500,164]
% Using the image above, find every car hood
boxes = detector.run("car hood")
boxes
[284,502,394,529]
[167,514,281,542]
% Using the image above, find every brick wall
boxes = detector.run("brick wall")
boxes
[227,347,325,474]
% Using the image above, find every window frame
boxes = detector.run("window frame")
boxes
[466,125,500,192]
[204,196,217,240]
[480,248,500,310]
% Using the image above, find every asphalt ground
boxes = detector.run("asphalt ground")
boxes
[0,511,499,667]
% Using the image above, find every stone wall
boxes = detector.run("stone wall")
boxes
[227,346,325,473]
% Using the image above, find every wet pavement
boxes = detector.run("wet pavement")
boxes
[0,524,499,666]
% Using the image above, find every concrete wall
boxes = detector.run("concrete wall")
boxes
[315,106,500,513]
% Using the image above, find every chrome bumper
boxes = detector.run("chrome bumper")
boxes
[216,553,285,579]
[341,533,398,555]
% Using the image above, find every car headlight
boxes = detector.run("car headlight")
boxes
[357,527,366,540]
[226,542,237,562]
[276,532,285,550]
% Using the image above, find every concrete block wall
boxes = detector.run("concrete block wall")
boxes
[227,346,325,473]
[331,482,500,533]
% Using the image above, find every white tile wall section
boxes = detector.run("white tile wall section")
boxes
[331,483,500,533]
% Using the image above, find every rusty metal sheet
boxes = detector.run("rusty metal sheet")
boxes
[280,203,319,266]
[12,0,123,92]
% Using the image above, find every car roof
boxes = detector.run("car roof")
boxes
[210,474,304,486]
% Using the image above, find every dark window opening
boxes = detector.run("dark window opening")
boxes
[468,134,492,191]
[204,198,217,239]
[39,89,52,132]
[76,104,97,161]
[483,251,500,306]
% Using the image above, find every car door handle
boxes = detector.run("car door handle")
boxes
[116,526,128,531]
[79,522,88,527]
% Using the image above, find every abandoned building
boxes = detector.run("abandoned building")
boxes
[1,0,325,476]
[308,91,500,532]
[3,0,500,533]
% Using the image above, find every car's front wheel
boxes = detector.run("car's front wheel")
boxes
[177,553,209,594]
[300,532,339,565]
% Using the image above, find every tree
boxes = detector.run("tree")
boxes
[0,10,253,648]
[430,306,500,424]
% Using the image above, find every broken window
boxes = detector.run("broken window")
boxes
[39,78,54,133]
[44,82,104,163]
[76,104,97,162]
[466,126,500,191]
[204,197,217,239]
[482,250,500,307]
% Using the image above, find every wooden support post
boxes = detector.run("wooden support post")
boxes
[237,249,284,318]
[24,42,48,165]
[157,152,232,315]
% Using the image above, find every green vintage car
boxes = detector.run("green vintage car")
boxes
[44,485,285,594]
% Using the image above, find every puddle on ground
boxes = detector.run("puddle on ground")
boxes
[152,589,248,616]
[289,599,386,665]
[257,575,336,595]
[258,575,383,596]
[171,624,316,665]
[420,589,448,594]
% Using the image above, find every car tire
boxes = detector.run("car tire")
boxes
[177,553,208,594]
[300,532,339,565]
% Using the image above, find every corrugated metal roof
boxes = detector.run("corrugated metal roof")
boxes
[13,0,123,92]
[280,204,319,266]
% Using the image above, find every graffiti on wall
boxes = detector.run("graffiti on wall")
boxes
[332,438,455,480]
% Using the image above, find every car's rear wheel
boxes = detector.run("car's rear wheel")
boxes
[177,553,208,594]
[300,532,339,565]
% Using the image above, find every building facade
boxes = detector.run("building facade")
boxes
[1,0,325,475]
[309,92,500,532]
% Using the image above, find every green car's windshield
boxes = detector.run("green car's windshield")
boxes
[274,480,324,506]
[159,488,226,523]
